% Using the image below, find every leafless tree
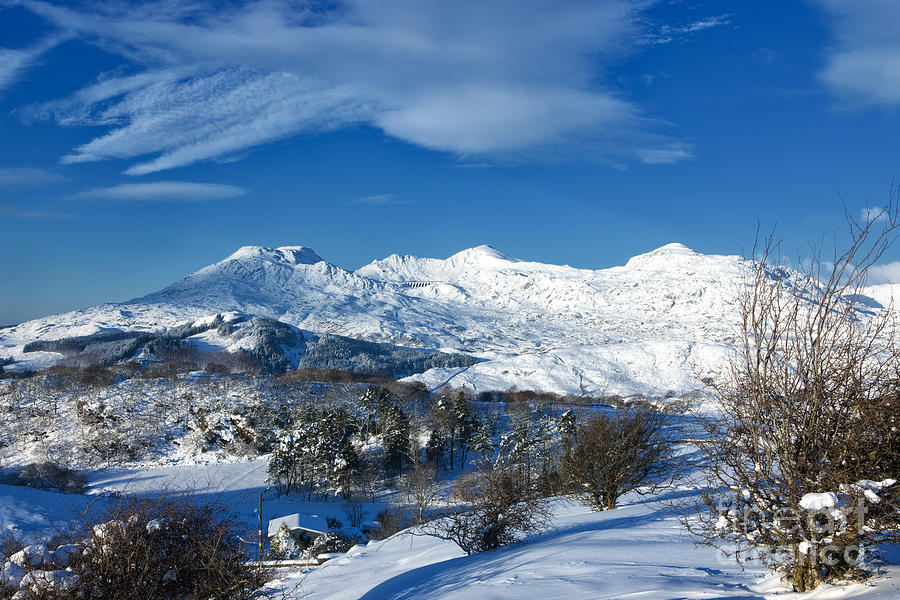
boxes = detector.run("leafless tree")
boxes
[563,407,670,511]
[685,202,900,591]
[418,463,552,555]
[403,461,441,523]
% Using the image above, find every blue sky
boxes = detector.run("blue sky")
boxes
[1,0,900,324]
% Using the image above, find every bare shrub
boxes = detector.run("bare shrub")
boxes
[343,501,366,529]
[685,205,900,591]
[372,503,416,540]
[419,463,552,554]
[7,462,87,494]
[0,531,24,562]
[4,495,269,599]
[563,407,670,511]
[403,462,441,523]
[0,528,25,599]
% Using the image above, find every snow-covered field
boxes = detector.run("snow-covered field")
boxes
[282,495,900,600]
[3,460,897,599]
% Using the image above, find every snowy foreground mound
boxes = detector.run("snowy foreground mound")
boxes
[2,243,895,396]
[2,464,898,599]
[274,495,900,600]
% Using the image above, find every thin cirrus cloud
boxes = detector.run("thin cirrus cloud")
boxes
[0,205,73,220]
[0,167,63,187]
[0,34,67,98]
[15,0,704,175]
[70,181,248,202]
[640,14,731,46]
[815,0,900,106]
[351,194,410,206]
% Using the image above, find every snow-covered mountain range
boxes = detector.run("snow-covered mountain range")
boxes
[2,242,893,397]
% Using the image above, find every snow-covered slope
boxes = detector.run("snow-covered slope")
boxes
[5,242,877,397]
[278,494,900,600]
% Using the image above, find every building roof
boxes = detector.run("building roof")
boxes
[267,513,328,537]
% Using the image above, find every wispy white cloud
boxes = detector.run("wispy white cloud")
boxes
[860,206,890,223]
[0,167,63,187]
[641,14,731,46]
[351,193,410,206]
[0,34,66,98]
[680,15,732,34]
[19,0,696,173]
[0,205,73,220]
[70,181,247,202]
[814,0,900,106]
[635,144,695,165]
[50,69,369,175]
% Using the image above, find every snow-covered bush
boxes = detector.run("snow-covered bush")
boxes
[268,523,312,560]
[302,531,360,559]
[688,209,900,591]
[1,495,269,599]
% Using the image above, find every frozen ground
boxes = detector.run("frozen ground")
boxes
[0,484,98,541]
[273,492,900,600]
[3,459,896,600]
[86,459,387,552]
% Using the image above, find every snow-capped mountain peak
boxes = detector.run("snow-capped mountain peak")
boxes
[223,245,324,265]
[4,241,887,399]
[624,242,698,269]
[446,244,520,266]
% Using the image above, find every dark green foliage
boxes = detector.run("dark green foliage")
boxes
[425,427,446,467]
[22,314,242,368]
[468,421,495,464]
[381,402,411,475]
[298,334,480,378]
[25,330,154,366]
[234,317,305,373]
[427,392,480,471]
[21,314,478,377]
[267,406,359,499]
[24,329,143,355]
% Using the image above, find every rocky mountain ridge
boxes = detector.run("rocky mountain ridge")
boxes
[3,242,890,397]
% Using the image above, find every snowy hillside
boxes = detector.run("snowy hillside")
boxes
[2,242,889,397]
[277,494,900,600]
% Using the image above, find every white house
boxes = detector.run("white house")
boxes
[267,513,328,540]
